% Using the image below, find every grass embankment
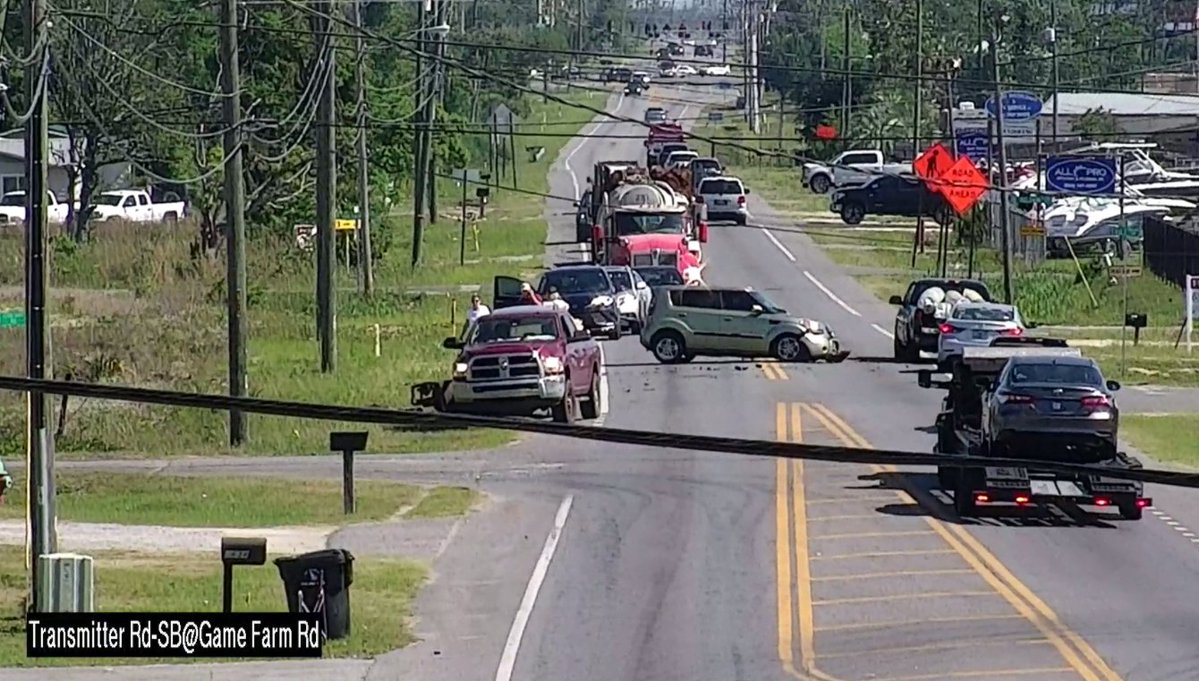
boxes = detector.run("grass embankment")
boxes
[0,91,605,459]
[1121,415,1199,469]
[694,110,1199,386]
[0,473,478,526]
[0,550,425,666]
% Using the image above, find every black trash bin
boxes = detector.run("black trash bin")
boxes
[274,548,355,640]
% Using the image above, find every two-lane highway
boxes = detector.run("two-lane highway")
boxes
[442,78,1199,681]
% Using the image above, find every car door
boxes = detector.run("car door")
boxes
[559,313,586,392]
[631,270,652,319]
[895,281,919,344]
[675,288,724,350]
[493,276,525,309]
[718,289,773,354]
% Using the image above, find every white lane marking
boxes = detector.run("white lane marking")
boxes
[803,270,861,317]
[762,228,795,262]
[595,342,610,426]
[494,495,575,681]
[565,92,624,197]
[871,323,894,339]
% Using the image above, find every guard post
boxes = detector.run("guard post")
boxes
[221,537,267,612]
[330,431,369,515]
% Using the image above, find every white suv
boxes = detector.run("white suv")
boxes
[697,176,749,225]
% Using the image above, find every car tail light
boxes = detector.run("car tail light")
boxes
[939,323,958,334]
[1080,395,1112,409]
[737,195,746,205]
[974,493,990,504]
[1137,498,1152,508]
[1000,393,1034,405]
[1000,327,1023,336]
[1014,495,1031,505]
[1093,497,1111,507]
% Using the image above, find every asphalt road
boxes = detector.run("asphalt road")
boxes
[15,74,1199,681]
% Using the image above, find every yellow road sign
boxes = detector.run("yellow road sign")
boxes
[336,219,358,231]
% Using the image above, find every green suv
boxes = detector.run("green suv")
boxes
[639,286,850,364]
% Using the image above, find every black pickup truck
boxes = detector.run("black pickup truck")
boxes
[918,337,1150,520]
[830,173,953,225]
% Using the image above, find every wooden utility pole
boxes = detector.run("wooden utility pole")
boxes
[411,0,429,268]
[841,6,850,136]
[992,17,1013,304]
[24,0,56,612]
[426,0,444,225]
[313,0,337,371]
[353,0,374,295]
[910,0,925,265]
[220,0,248,444]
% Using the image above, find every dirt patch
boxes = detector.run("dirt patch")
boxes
[0,520,333,555]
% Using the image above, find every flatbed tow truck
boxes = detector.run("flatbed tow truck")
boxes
[918,337,1151,520]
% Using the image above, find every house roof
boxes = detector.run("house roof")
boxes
[1044,92,1199,116]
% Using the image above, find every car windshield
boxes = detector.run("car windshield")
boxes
[467,316,559,344]
[614,212,685,236]
[954,306,1016,322]
[1009,362,1104,387]
[542,268,613,294]
[750,290,787,314]
[700,179,742,195]
[607,270,633,290]
[0,193,23,206]
[636,268,683,286]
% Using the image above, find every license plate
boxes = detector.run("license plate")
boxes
[1051,401,1062,411]
[972,330,989,340]
[715,199,728,205]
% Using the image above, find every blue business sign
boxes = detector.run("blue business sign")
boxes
[956,132,990,161]
[984,91,1043,122]
[1045,156,1118,195]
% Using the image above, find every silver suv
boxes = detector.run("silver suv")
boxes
[697,176,749,225]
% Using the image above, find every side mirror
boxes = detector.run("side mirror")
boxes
[570,329,591,342]
[1026,321,1039,329]
[636,280,649,290]
[1106,380,1121,392]
[745,187,751,194]
[442,337,463,349]
[750,304,764,315]
[888,295,903,305]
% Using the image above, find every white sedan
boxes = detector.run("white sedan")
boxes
[937,302,1026,364]
[674,64,698,76]
[703,64,731,76]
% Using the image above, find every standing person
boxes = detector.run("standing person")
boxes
[519,282,543,305]
[462,293,490,336]
[544,288,570,312]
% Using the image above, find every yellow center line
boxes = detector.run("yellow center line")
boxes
[810,568,975,582]
[808,402,1122,681]
[775,404,794,668]
[761,361,789,380]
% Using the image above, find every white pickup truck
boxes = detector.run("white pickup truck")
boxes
[90,189,186,224]
[803,149,913,194]
[0,190,71,227]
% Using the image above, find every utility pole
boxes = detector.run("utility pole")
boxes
[426,0,443,225]
[24,0,55,613]
[721,0,727,61]
[411,0,429,268]
[219,0,248,444]
[911,0,924,262]
[313,0,337,372]
[991,18,1013,304]
[353,0,374,296]
[1049,0,1059,152]
[748,0,760,133]
[841,6,850,136]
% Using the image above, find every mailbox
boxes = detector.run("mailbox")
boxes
[1124,312,1148,346]
[331,431,370,515]
[220,536,268,612]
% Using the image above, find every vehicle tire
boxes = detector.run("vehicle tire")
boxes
[809,174,831,194]
[735,214,747,226]
[608,323,622,341]
[1117,501,1143,521]
[772,333,811,363]
[937,466,956,491]
[893,335,906,360]
[551,389,576,423]
[954,470,978,517]
[651,330,687,364]
[840,202,865,225]
[580,368,602,420]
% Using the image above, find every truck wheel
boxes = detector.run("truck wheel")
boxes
[607,324,622,341]
[772,334,811,362]
[893,336,906,360]
[937,466,956,491]
[651,331,687,364]
[809,174,830,194]
[580,369,602,420]
[551,391,576,423]
[954,470,978,517]
[840,203,865,225]
[1117,501,1143,520]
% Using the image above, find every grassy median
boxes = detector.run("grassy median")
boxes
[0,91,604,459]
[0,550,426,666]
[1122,415,1199,469]
[0,472,479,526]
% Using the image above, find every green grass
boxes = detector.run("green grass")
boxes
[0,472,479,526]
[0,550,426,666]
[1122,415,1199,468]
[0,92,605,459]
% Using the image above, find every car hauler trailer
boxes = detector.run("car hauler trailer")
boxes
[918,337,1151,520]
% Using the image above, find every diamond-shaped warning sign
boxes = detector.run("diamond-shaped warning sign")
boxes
[938,157,988,215]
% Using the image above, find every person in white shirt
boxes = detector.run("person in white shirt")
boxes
[462,294,490,336]
[544,288,571,312]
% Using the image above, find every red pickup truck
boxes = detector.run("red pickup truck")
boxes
[427,305,604,423]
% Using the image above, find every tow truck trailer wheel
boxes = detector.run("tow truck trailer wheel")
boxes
[953,469,980,517]
[1117,500,1143,521]
[937,466,956,491]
